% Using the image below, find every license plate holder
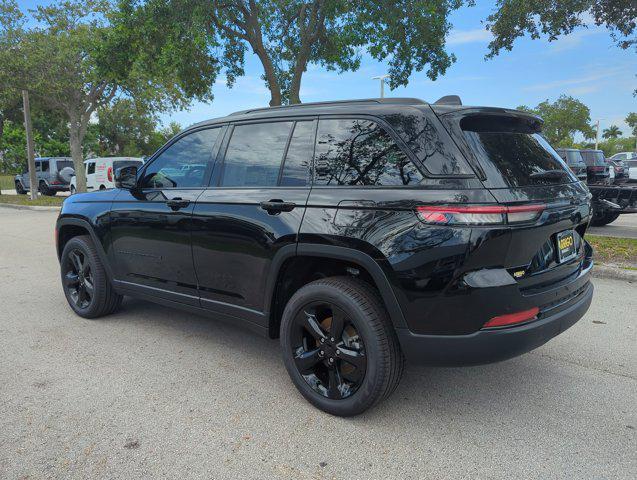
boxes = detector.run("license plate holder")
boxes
[556,230,576,263]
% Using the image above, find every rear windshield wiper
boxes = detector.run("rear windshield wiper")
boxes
[530,170,569,181]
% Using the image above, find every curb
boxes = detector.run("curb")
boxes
[0,203,61,212]
[592,264,637,282]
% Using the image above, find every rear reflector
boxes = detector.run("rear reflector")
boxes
[483,307,540,328]
[416,204,545,225]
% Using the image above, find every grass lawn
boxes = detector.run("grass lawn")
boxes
[0,194,64,207]
[0,175,15,190]
[587,235,637,268]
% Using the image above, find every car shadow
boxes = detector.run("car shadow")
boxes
[106,297,570,423]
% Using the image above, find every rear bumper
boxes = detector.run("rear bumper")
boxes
[396,280,593,366]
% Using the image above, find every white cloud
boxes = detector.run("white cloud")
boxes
[447,28,492,45]
[566,85,599,95]
[523,65,629,92]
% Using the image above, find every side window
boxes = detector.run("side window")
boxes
[280,121,314,186]
[41,160,50,172]
[314,119,423,186]
[35,161,41,172]
[221,122,293,187]
[86,163,96,175]
[140,128,220,188]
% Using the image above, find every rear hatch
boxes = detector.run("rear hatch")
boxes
[434,107,592,289]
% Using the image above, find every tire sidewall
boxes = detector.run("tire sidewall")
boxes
[280,281,387,416]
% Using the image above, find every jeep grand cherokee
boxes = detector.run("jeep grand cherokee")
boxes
[56,97,594,416]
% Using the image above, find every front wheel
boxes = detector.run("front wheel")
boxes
[70,185,76,195]
[15,181,26,194]
[61,235,122,318]
[280,276,404,416]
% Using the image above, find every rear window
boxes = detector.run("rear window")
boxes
[461,115,575,187]
[564,150,585,166]
[56,160,73,171]
[580,150,606,166]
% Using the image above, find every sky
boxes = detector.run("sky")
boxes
[15,1,637,136]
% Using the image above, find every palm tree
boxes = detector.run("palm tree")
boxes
[602,125,622,139]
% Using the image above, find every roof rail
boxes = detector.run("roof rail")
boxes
[229,97,428,116]
[434,95,462,106]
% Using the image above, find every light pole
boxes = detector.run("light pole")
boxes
[372,75,390,98]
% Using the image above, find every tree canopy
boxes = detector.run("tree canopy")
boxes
[113,0,465,105]
[518,95,594,147]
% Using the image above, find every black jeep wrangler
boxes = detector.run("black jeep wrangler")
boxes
[56,97,594,416]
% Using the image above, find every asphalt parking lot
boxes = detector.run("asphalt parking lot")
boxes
[589,213,637,239]
[0,207,635,479]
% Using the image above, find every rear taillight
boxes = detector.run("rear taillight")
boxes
[483,307,540,329]
[107,167,113,182]
[415,204,545,225]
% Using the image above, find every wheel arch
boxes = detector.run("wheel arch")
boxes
[56,217,115,283]
[264,244,407,338]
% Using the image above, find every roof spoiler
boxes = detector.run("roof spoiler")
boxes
[434,95,462,106]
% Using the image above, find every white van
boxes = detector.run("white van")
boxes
[70,157,144,193]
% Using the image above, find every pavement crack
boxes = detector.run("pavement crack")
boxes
[532,352,636,380]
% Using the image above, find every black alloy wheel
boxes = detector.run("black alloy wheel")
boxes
[63,248,95,310]
[291,302,367,400]
[280,276,404,416]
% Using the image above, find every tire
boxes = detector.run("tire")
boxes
[70,185,76,195]
[38,181,53,196]
[15,181,26,195]
[280,276,404,416]
[99,185,106,190]
[590,210,620,227]
[60,235,123,319]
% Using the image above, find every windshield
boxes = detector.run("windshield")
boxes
[463,130,576,187]
[580,150,606,166]
[113,160,143,171]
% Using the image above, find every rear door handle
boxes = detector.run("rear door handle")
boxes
[260,199,296,214]
[166,198,191,211]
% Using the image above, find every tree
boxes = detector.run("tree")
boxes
[518,95,592,147]
[626,113,637,137]
[1,0,219,191]
[485,1,637,57]
[602,125,622,139]
[115,0,465,105]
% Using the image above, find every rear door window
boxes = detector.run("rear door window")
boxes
[313,118,423,186]
[460,115,576,187]
[221,122,293,187]
[280,121,314,187]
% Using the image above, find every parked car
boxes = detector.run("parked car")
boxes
[627,159,637,182]
[608,159,629,184]
[580,149,611,185]
[14,157,74,195]
[609,151,637,162]
[70,157,144,194]
[555,148,587,182]
[55,97,594,416]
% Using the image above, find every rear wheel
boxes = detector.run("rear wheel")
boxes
[38,181,56,196]
[280,276,404,416]
[591,209,620,227]
[61,235,122,318]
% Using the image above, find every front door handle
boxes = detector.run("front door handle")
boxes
[166,198,191,211]
[260,199,296,214]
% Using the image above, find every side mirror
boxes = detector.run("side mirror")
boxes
[115,165,138,190]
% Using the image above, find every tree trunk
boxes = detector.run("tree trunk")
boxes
[69,118,86,192]
[289,58,307,105]
[22,91,38,201]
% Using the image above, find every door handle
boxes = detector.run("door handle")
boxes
[166,198,191,211]
[260,199,296,214]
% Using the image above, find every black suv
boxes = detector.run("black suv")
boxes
[580,149,611,185]
[555,148,588,182]
[56,98,594,416]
